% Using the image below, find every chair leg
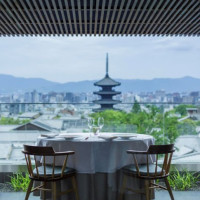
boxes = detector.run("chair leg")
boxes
[72,176,79,200]
[52,182,57,200]
[118,175,127,200]
[145,180,150,200]
[164,178,174,200]
[25,179,33,200]
[42,182,46,200]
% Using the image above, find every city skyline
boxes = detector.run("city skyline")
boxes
[0,36,200,83]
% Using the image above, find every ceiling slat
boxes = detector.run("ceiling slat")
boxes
[83,0,87,35]
[71,0,78,36]
[0,0,199,36]
[31,0,50,35]
[58,0,69,36]
[103,0,112,36]
[162,0,191,36]
[149,0,176,35]
[64,0,73,35]
[38,0,55,35]
[122,1,137,35]
[156,0,184,35]
[180,18,200,35]
[7,0,32,35]
[187,23,200,35]
[52,0,64,36]
[14,0,36,35]
[25,0,45,36]
[77,0,83,36]
[128,0,145,35]
[0,14,20,35]
[134,0,152,35]
[117,0,132,36]
[0,21,13,35]
[139,0,158,35]
[45,0,59,35]
[143,0,164,35]
[108,0,119,36]
[147,0,169,35]
[99,0,106,36]
[172,5,199,35]
[89,0,93,36]
[1,0,25,35]
[112,0,125,36]
[94,0,99,36]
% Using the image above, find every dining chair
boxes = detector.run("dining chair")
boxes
[119,144,175,200]
[22,145,79,200]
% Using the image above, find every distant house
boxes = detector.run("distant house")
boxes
[18,112,40,120]
[14,120,62,132]
[186,108,200,120]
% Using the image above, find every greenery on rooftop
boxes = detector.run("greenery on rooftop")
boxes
[0,117,30,125]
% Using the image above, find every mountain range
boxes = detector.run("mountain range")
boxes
[0,74,200,93]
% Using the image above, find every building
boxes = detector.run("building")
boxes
[93,54,121,112]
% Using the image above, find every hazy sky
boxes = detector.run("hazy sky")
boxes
[0,36,199,83]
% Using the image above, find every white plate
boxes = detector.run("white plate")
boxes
[58,134,81,140]
[40,133,59,138]
[98,136,117,141]
[114,134,137,139]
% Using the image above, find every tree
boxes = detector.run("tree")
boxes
[175,104,196,116]
[90,106,180,145]
[132,99,141,113]
[177,119,197,135]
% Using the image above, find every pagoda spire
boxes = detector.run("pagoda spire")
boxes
[106,53,109,77]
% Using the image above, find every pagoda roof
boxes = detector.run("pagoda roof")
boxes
[93,108,120,112]
[94,75,121,87]
[94,91,121,95]
[93,100,121,105]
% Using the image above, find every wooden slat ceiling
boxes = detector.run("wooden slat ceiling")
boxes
[0,0,199,37]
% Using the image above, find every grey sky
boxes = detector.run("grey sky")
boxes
[0,36,199,83]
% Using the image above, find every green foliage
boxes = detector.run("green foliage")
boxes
[175,104,197,116]
[53,114,61,119]
[9,173,30,192]
[90,105,180,145]
[0,117,30,125]
[132,99,141,113]
[90,110,134,133]
[168,169,200,191]
[177,119,197,135]
[195,120,200,126]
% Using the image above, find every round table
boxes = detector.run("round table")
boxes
[37,133,155,200]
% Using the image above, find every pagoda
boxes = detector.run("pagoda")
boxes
[93,54,121,112]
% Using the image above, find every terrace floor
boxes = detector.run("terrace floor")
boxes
[0,191,199,200]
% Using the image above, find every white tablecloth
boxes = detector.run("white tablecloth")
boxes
[37,133,155,174]
[36,133,155,200]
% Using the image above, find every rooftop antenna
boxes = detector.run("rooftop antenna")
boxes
[106,53,109,77]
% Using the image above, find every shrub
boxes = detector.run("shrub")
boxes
[168,169,200,191]
[9,173,30,192]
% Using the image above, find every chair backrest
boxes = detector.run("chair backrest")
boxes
[23,145,55,155]
[132,144,174,179]
[22,145,69,181]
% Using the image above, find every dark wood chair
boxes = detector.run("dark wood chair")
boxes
[22,145,79,200]
[119,144,175,200]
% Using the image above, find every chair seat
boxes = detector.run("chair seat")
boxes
[123,164,163,175]
[33,166,75,177]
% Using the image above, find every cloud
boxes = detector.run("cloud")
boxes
[153,37,198,52]
[0,36,199,82]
